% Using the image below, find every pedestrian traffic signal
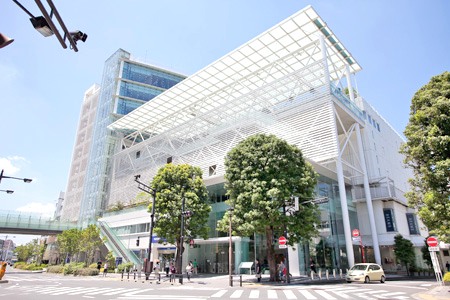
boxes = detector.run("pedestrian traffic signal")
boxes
[136,237,140,246]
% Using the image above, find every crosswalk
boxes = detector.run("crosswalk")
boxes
[210,286,410,299]
[2,277,412,299]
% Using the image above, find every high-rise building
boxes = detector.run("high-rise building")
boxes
[101,6,428,274]
[61,49,186,224]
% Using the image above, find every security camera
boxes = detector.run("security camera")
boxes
[69,30,88,43]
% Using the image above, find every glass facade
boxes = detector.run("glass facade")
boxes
[79,49,186,226]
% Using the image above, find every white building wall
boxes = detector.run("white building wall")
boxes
[61,84,100,222]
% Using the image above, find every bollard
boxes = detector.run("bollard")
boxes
[340,269,343,278]
[311,270,314,280]
[240,275,242,287]
[230,275,233,287]
[318,269,322,280]
[333,269,336,278]
[134,271,136,281]
[127,271,130,280]
[326,269,329,280]
[121,270,124,281]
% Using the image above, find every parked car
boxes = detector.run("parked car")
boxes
[346,263,386,283]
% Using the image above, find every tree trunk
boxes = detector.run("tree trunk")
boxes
[265,226,276,281]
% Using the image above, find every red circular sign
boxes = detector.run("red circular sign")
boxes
[278,236,287,245]
[352,229,360,237]
[427,236,438,247]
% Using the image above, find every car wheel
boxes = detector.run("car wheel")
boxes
[380,275,385,283]
[364,276,370,283]
[346,280,351,283]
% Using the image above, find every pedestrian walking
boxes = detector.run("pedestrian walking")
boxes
[186,261,193,282]
[170,262,176,283]
[103,262,108,277]
[255,258,262,282]
[165,260,170,276]
[278,260,286,282]
[310,258,316,276]
[193,259,198,274]
[97,261,102,272]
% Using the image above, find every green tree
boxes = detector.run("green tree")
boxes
[400,71,450,242]
[15,244,32,262]
[80,224,105,266]
[218,134,319,281]
[393,234,416,276]
[57,228,82,264]
[150,164,211,273]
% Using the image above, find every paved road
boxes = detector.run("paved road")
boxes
[0,272,444,300]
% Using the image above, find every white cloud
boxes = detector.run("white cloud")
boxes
[0,156,29,175]
[16,202,55,218]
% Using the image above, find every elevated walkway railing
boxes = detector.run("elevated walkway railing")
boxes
[0,210,78,235]
[98,220,141,267]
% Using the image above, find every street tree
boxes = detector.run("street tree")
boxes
[80,224,105,265]
[393,234,416,276]
[218,134,319,281]
[57,228,82,264]
[150,163,211,273]
[15,244,32,262]
[400,71,450,241]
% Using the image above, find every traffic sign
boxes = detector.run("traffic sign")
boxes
[352,229,360,237]
[278,236,287,245]
[427,236,438,247]
[428,247,439,252]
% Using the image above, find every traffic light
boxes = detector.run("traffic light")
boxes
[136,237,140,246]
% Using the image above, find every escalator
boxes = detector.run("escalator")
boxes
[98,220,141,268]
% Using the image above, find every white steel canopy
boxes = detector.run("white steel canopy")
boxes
[108,5,361,142]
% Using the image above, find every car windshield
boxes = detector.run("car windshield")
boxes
[351,265,368,271]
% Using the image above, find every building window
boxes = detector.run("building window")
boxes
[383,208,397,232]
[209,165,217,176]
[406,213,419,235]
[136,151,140,159]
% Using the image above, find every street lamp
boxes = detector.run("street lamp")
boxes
[134,175,157,280]
[0,169,32,183]
[228,207,234,287]
[0,190,14,194]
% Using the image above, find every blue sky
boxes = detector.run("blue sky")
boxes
[0,0,448,245]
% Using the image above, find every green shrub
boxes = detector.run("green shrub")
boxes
[73,268,99,276]
[117,262,133,273]
[47,265,64,274]
[89,263,98,269]
[444,272,450,282]
[63,262,85,275]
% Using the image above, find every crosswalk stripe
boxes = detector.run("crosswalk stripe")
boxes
[230,290,244,298]
[211,290,227,298]
[65,287,100,295]
[249,290,259,298]
[104,288,141,295]
[316,290,337,299]
[41,287,83,294]
[83,287,117,295]
[267,289,277,299]
[299,290,317,299]
[49,287,89,295]
[283,290,296,299]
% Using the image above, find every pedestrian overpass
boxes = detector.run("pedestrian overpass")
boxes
[0,210,78,235]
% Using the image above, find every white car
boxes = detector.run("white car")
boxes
[346,263,386,283]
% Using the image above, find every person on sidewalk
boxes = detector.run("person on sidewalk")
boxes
[310,258,317,277]
[255,258,262,282]
[103,262,108,277]
[186,261,193,282]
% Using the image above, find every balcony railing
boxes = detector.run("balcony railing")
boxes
[330,84,365,122]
